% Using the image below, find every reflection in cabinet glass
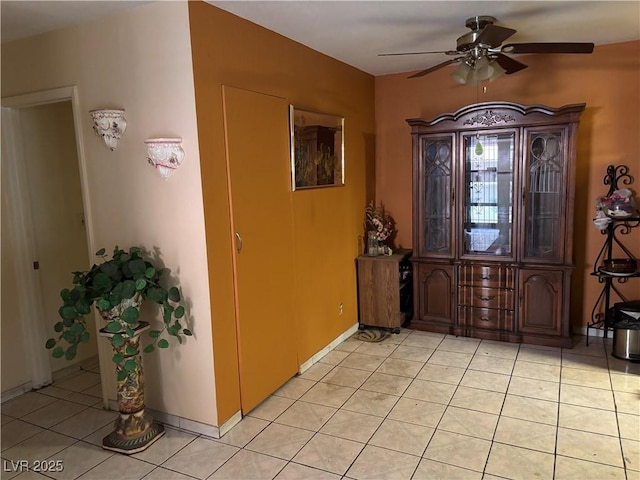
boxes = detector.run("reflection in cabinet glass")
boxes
[421,135,454,257]
[408,102,585,348]
[525,130,567,262]
[463,131,515,257]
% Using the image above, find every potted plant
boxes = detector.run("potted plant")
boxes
[45,246,192,454]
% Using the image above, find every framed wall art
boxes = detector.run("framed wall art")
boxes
[290,106,344,191]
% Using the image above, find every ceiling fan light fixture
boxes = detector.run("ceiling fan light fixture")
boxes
[488,60,506,82]
[452,55,505,85]
[452,61,473,84]
[466,68,481,85]
[474,55,491,76]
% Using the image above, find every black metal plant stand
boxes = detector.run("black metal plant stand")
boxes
[586,165,640,346]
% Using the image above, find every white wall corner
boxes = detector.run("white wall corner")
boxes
[146,408,222,439]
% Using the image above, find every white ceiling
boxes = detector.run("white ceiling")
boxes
[0,1,151,44]
[2,1,639,76]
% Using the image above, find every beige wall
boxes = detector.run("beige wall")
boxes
[1,1,217,425]
[375,41,640,328]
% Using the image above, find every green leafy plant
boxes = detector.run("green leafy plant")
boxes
[46,246,192,371]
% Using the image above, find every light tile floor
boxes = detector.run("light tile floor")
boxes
[2,330,639,479]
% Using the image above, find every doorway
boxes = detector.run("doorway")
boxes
[1,87,97,396]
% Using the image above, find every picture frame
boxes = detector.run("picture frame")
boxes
[290,105,344,191]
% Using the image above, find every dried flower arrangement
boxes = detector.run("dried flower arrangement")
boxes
[365,201,395,242]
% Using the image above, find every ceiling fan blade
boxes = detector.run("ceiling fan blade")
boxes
[379,50,458,57]
[475,24,516,48]
[502,42,595,54]
[408,58,462,78]
[494,53,528,74]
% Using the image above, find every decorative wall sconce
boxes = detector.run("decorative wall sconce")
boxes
[145,138,184,180]
[89,109,127,150]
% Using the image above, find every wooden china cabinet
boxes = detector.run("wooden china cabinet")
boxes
[408,102,585,348]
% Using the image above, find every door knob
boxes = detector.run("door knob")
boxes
[235,232,243,254]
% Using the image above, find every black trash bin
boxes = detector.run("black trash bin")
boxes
[612,301,640,362]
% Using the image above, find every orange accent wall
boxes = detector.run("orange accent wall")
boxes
[375,41,640,329]
[188,2,374,424]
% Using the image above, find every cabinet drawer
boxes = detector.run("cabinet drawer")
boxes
[458,286,514,309]
[458,264,515,289]
[458,307,514,331]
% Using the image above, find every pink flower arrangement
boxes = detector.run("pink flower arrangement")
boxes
[596,188,637,218]
[597,188,632,207]
[365,201,395,242]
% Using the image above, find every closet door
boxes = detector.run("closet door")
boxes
[223,86,298,413]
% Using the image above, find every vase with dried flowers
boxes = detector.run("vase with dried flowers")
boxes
[364,201,395,255]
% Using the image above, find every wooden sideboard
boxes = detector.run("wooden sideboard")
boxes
[356,249,412,332]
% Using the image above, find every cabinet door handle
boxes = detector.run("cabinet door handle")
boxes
[479,274,492,280]
[477,295,495,301]
[522,187,526,206]
[235,232,243,254]
[479,316,491,322]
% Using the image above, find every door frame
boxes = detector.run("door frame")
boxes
[1,86,99,394]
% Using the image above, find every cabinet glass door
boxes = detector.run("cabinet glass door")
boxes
[462,132,515,258]
[420,135,455,257]
[523,129,566,262]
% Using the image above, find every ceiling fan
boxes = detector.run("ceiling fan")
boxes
[380,16,594,85]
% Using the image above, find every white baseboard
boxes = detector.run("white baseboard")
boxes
[150,408,222,438]
[299,322,359,374]
[52,355,100,382]
[1,382,34,403]
[98,399,224,439]
[218,410,243,437]
[1,355,100,403]
[573,325,611,338]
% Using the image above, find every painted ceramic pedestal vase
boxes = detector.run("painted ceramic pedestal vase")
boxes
[99,321,165,454]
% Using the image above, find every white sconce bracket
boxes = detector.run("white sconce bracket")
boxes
[90,109,127,150]
[145,138,184,180]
